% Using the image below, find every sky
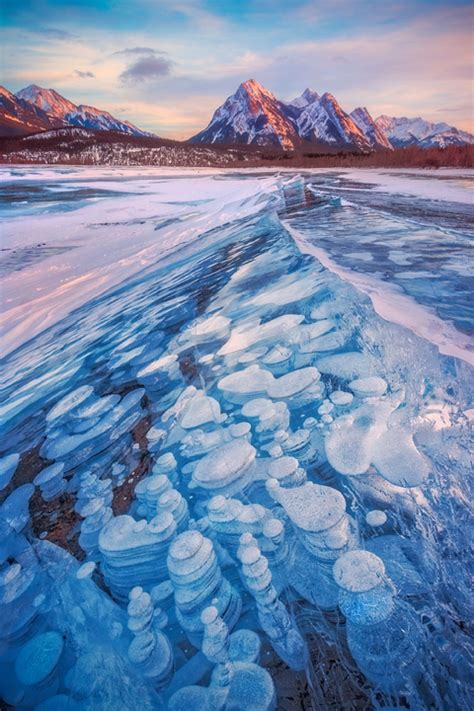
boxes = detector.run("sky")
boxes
[1,0,473,139]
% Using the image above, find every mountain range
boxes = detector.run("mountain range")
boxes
[1,80,472,151]
[191,79,473,151]
[0,84,151,138]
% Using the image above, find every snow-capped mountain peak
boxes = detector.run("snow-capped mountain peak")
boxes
[297,92,371,150]
[350,106,393,150]
[190,78,300,149]
[289,88,320,109]
[16,84,77,119]
[375,114,474,148]
[14,84,151,137]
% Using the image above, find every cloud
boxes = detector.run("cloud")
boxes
[32,26,79,41]
[114,47,167,57]
[73,69,95,78]
[119,56,173,83]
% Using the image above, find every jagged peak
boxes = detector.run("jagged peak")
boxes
[237,79,276,101]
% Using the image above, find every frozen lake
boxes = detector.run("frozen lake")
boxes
[0,167,472,710]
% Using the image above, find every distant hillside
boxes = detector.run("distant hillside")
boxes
[0,127,252,167]
[0,129,471,168]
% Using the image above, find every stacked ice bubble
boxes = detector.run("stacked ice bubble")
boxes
[0,173,471,711]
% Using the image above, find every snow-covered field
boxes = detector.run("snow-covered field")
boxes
[0,167,472,710]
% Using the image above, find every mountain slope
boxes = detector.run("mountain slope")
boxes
[289,88,320,109]
[297,93,371,150]
[16,85,77,119]
[0,86,68,136]
[189,79,300,149]
[15,84,151,137]
[375,115,474,148]
[350,107,393,150]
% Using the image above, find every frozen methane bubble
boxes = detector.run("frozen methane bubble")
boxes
[266,479,358,608]
[1,484,35,532]
[366,510,388,527]
[127,586,173,688]
[14,631,64,704]
[267,456,306,488]
[135,473,172,519]
[371,426,430,487]
[237,533,308,671]
[261,345,294,375]
[188,314,231,342]
[99,512,177,600]
[266,479,356,559]
[0,453,19,491]
[229,629,262,664]
[78,497,113,554]
[0,561,44,657]
[180,391,225,429]
[242,398,290,441]
[349,377,388,398]
[157,488,190,532]
[267,367,321,408]
[329,390,353,407]
[333,549,385,593]
[46,385,95,428]
[316,352,376,380]
[218,314,304,357]
[34,463,66,501]
[167,530,241,645]
[192,440,256,497]
[324,400,393,476]
[206,495,270,557]
[217,365,274,404]
[333,550,423,688]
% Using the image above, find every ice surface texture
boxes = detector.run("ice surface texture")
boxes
[0,169,472,710]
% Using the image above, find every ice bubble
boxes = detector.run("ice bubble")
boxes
[34,463,66,501]
[250,272,318,306]
[267,456,305,488]
[267,367,321,406]
[333,550,385,593]
[46,385,94,426]
[188,314,231,342]
[137,353,179,385]
[0,453,19,491]
[267,479,346,534]
[180,391,224,429]
[99,512,176,598]
[168,530,241,642]
[349,377,388,398]
[192,440,256,496]
[261,345,294,375]
[229,629,261,663]
[225,661,276,711]
[1,483,35,532]
[316,352,376,380]
[329,390,353,406]
[238,347,269,364]
[371,426,430,487]
[15,630,64,687]
[365,510,387,527]
[325,401,392,476]
[217,365,274,404]
[218,314,304,356]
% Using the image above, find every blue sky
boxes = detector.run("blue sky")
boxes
[1,0,472,138]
